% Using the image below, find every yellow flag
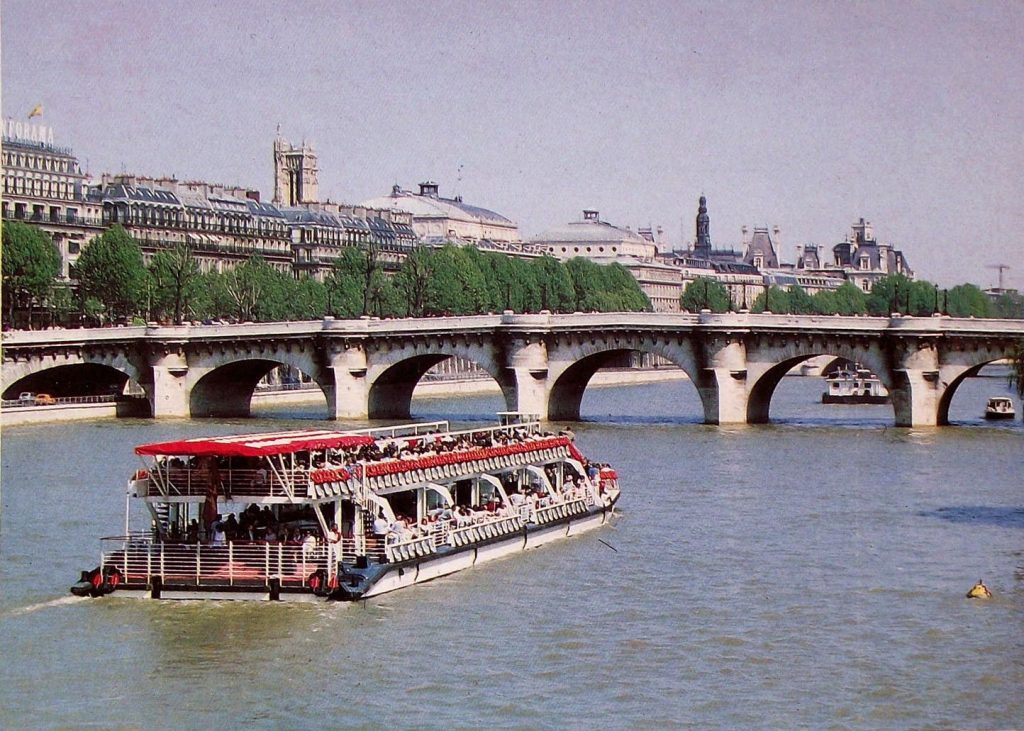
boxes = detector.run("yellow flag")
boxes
[28,104,43,119]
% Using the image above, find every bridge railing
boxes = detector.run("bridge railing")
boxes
[4,312,1024,349]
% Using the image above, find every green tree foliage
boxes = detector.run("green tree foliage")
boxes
[831,282,868,315]
[680,276,732,313]
[865,273,938,316]
[75,225,146,320]
[787,284,816,314]
[148,242,201,324]
[422,246,489,315]
[946,283,993,318]
[2,221,61,326]
[479,252,541,313]
[751,286,790,313]
[393,248,433,318]
[530,255,575,313]
[289,276,328,320]
[325,248,371,318]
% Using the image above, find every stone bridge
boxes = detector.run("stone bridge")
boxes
[2,312,1021,426]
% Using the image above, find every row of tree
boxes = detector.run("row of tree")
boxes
[2,222,652,327]
[681,274,1024,319]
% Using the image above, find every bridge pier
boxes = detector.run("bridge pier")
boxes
[327,346,369,419]
[146,352,191,418]
[506,339,550,418]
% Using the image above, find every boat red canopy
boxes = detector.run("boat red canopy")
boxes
[135,430,377,458]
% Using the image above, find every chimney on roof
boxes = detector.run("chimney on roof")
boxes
[246,190,260,202]
[583,209,599,221]
[419,181,439,197]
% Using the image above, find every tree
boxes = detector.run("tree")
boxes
[831,282,868,315]
[210,256,288,322]
[480,251,540,313]
[325,248,371,318]
[2,221,61,327]
[946,283,992,318]
[75,224,146,320]
[287,276,328,320]
[394,247,433,317]
[751,286,791,314]
[787,285,816,314]
[148,242,201,324]
[530,256,575,313]
[422,246,489,315]
[680,276,731,313]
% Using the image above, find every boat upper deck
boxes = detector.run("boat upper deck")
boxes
[134,421,587,503]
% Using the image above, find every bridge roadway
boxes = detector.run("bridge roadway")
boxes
[2,311,1021,426]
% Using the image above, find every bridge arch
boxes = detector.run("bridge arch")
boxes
[365,341,512,419]
[2,362,142,401]
[187,350,328,418]
[746,343,889,424]
[935,357,1013,425]
[546,337,704,421]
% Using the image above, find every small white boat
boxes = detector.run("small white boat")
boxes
[822,366,890,404]
[984,396,1015,420]
[71,414,620,602]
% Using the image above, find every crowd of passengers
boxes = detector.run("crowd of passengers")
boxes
[164,504,324,548]
[304,427,571,471]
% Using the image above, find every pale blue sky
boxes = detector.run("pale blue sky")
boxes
[3,0,1022,288]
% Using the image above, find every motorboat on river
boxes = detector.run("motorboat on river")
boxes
[821,366,890,405]
[70,414,620,602]
[983,396,1015,420]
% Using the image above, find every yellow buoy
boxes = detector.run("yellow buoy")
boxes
[966,580,992,599]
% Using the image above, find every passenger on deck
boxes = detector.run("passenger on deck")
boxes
[210,517,226,546]
[252,464,268,489]
[186,520,200,544]
[327,522,342,545]
[372,513,390,538]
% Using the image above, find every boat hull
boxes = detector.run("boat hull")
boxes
[82,500,617,602]
[822,394,890,405]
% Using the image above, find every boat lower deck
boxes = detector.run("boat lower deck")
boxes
[99,499,617,602]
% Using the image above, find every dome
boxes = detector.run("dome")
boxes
[529,210,649,245]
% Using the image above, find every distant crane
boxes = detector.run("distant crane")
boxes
[988,263,1011,291]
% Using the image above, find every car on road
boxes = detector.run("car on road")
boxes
[34,393,57,406]
[18,392,35,403]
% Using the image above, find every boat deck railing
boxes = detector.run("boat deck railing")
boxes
[141,468,309,501]
[138,436,576,502]
[100,537,333,589]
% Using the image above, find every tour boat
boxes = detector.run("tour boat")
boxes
[821,366,890,404]
[70,414,620,602]
[983,396,1015,420]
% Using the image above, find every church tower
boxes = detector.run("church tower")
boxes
[694,195,712,258]
[273,132,319,206]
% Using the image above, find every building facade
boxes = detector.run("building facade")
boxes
[1,120,105,279]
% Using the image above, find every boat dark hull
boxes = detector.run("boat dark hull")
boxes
[983,411,1015,420]
[822,394,890,405]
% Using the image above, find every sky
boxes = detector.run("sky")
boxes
[2,0,1022,289]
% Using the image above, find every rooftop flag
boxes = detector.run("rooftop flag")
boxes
[28,104,43,119]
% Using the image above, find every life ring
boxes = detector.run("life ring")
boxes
[307,569,328,595]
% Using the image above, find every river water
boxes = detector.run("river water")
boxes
[1,375,1021,730]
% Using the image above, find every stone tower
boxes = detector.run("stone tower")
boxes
[272,132,319,206]
[694,195,711,258]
